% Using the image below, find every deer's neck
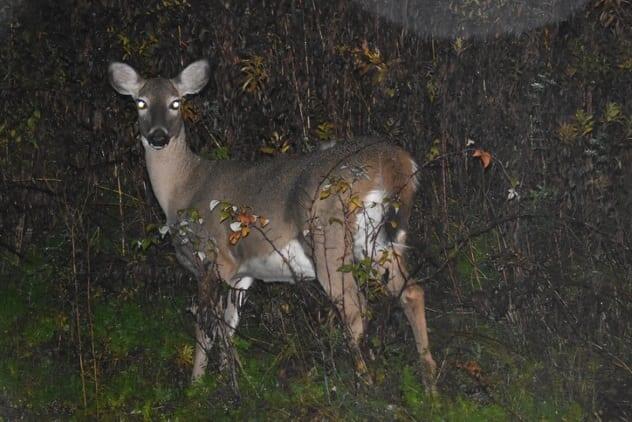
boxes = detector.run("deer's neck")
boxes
[144,128,203,223]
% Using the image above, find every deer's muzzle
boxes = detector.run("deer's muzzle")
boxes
[148,129,170,149]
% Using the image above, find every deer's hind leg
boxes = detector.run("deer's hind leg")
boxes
[379,231,437,392]
[192,320,212,381]
[311,225,370,377]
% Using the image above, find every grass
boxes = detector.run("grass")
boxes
[0,248,587,420]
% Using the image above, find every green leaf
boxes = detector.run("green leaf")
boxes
[188,208,201,221]
[212,146,230,160]
[604,102,622,123]
[337,264,355,273]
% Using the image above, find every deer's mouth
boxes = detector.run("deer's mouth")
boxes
[149,139,169,149]
[141,135,171,150]
[142,129,172,150]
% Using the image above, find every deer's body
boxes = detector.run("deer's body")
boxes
[109,60,436,391]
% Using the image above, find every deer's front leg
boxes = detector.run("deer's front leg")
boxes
[191,275,254,382]
[214,277,253,372]
[191,269,218,382]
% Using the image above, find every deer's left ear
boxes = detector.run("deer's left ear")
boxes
[172,60,210,96]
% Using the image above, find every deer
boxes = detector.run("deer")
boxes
[108,59,437,392]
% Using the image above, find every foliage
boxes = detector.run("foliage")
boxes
[1,0,631,419]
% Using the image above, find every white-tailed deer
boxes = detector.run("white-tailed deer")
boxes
[109,59,437,391]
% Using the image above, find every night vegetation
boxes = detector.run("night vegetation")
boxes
[1,0,631,419]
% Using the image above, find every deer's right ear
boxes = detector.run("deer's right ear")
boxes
[108,62,144,98]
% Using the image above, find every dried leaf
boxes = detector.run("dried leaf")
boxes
[229,231,241,245]
[472,149,492,169]
[460,360,482,379]
[238,212,257,225]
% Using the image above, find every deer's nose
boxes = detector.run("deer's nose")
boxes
[148,129,169,148]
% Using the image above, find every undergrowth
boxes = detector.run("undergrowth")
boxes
[0,240,586,420]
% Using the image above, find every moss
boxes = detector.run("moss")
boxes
[0,356,81,415]
[454,233,498,294]
[401,364,426,410]
[92,297,189,362]
[0,287,27,337]
[23,315,57,348]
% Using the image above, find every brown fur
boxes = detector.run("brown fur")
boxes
[109,61,437,391]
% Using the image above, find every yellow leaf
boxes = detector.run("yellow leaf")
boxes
[348,195,363,213]
[378,250,391,266]
[337,181,350,194]
[229,232,241,245]
[328,217,344,226]
[176,344,194,367]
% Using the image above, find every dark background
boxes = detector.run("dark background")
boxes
[1,0,631,418]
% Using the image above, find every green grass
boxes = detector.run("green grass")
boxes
[0,246,587,420]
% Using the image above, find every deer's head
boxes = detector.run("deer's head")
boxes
[108,60,210,150]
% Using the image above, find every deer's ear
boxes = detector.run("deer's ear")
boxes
[172,60,210,96]
[108,62,144,97]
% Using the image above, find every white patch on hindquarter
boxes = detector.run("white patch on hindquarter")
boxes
[395,229,407,245]
[409,158,420,190]
[353,189,389,259]
[236,239,316,283]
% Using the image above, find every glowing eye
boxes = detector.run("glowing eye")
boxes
[136,99,147,110]
[170,100,181,110]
